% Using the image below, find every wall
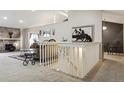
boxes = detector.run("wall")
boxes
[0,26,20,38]
[102,21,123,53]
[22,10,102,49]
[22,22,71,49]
[38,22,71,42]
[21,28,29,49]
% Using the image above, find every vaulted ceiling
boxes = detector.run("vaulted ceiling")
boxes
[0,10,68,28]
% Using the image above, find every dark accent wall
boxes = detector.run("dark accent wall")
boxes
[102,21,123,53]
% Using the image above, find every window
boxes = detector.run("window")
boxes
[43,31,50,37]
[29,33,39,46]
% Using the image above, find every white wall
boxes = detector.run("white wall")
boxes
[22,10,102,49]
[21,28,29,49]
[39,22,71,42]
[22,22,71,49]
[68,10,102,42]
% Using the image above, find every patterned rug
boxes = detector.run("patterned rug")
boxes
[9,55,25,61]
[9,55,39,61]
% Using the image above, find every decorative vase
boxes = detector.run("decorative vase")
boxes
[8,32,13,38]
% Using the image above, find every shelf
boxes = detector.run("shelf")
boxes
[0,38,20,41]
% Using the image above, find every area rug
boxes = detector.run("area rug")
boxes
[9,55,25,61]
[9,55,39,61]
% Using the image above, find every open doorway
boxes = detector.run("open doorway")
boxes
[102,21,123,56]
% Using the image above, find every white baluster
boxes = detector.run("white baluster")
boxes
[39,45,41,65]
[42,44,44,66]
[50,43,51,65]
[45,43,47,65]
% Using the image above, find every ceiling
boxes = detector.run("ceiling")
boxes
[103,10,124,16]
[0,10,68,29]
[2,10,124,29]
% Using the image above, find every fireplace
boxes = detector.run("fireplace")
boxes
[5,44,16,51]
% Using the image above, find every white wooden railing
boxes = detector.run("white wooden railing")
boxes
[39,42,100,79]
[39,42,58,66]
[58,42,100,78]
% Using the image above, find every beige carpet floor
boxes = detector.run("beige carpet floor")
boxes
[91,53,124,82]
[0,52,82,82]
[0,52,124,82]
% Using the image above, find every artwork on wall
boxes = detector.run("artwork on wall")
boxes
[52,29,55,35]
[72,25,94,42]
[39,30,42,36]
[39,28,55,37]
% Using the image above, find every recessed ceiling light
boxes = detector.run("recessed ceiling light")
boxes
[31,10,36,12]
[3,16,7,20]
[19,20,23,23]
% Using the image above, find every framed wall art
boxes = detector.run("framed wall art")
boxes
[72,25,94,42]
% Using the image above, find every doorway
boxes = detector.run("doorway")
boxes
[102,21,123,55]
